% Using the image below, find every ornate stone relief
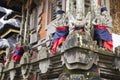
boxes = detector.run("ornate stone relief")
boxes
[10,70,16,80]
[61,48,98,70]
[61,31,99,70]
[39,59,50,73]
[61,31,98,52]
[21,65,32,79]
[58,73,69,80]
[20,52,30,65]
[20,52,31,79]
[37,47,48,60]
[90,0,100,17]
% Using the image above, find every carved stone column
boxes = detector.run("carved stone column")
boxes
[90,0,100,18]
[66,0,85,16]
[76,0,85,16]
[23,7,29,44]
[66,0,70,12]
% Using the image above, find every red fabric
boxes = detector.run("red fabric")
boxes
[95,25,107,30]
[12,55,22,61]
[56,26,68,31]
[104,40,113,51]
[57,37,66,46]
[11,46,24,61]
[51,37,66,54]
[51,39,59,54]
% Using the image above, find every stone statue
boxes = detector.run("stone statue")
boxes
[68,10,91,35]
[92,7,112,33]
[101,7,112,33]
[92,7,113,51]
[51,9,69,54]
[11,35,24,62]
[45,6,69,54]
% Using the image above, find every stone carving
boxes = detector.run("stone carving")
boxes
[70,74,85,80]
[61,48,98,70]
[61,31,98,52]
[39,59,50,73]
[21,65,32,79]
[90,0,100,17]
[20,52,30,65]
[20,52,31,79]
[93,7,112,33]
[58,73,69,80]
[66,0,91,36]
[68,11,91,35]
[46,5,69,54]
[37,47,48,60]
[61,31,99,70]
[10,70,16,80]
[66,0,85,16]
[92,7,113,51]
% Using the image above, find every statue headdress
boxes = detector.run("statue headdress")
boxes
[56,10,65,14]
[101,7,107,12]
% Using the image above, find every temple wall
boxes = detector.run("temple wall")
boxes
[39,0,47,39]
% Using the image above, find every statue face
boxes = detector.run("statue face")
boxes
[56,14,63,19]
[76,11,83,20]
[101,11,107,16]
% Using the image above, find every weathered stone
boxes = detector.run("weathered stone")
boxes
[39,59,50,73]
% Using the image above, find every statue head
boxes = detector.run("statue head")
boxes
[101,7,108,16]
[56,10,65,19]
[75,10,84,20]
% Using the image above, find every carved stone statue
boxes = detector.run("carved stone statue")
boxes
[92,7,112,33]
[92,7,113,51]
[51,10,69,54]
[68,10,91,36]
[11,35,24,62]
[45,6,69,54]
[101,7,112,33]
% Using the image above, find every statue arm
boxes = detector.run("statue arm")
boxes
[92,16,101,25]
[106,15,112,24]
[85,12,91,29]
[66,11,75,30]
[92,18,97,25]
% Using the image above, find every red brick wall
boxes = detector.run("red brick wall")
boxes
[39,0,47,39]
